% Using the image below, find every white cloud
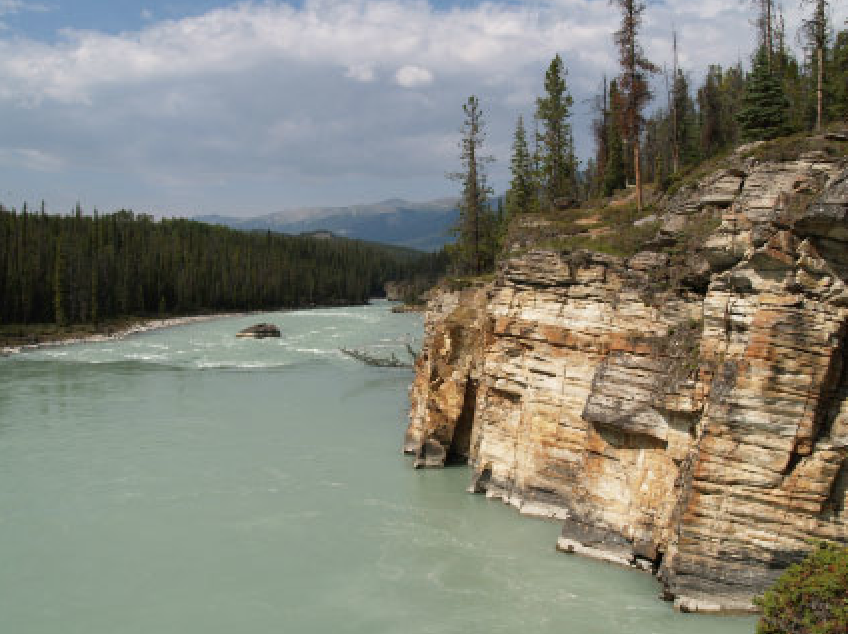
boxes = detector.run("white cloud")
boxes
[0,0,845,216]
[0,1,49,15]
[0,147,64,171]
[345,64,376,82]
[394,65,433,88]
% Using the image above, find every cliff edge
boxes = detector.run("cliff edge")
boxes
[404,136,848,613]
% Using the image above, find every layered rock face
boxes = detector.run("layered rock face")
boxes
[405,145,848,613]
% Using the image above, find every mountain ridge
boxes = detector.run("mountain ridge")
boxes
[195,198,459,252]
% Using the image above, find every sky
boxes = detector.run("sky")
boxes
[0,0,846,219]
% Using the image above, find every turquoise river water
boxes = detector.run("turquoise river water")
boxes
[0,302,757,633]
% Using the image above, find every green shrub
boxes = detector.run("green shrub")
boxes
[756,541,848,634]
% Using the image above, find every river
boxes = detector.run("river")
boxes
[0,302,756,633]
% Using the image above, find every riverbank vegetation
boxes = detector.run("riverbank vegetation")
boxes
[0,205,447,334]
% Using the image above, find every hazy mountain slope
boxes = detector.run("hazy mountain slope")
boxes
[196,199,458,252]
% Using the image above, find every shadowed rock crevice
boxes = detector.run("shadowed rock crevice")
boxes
[447,379,477,465]
[470,465,493,494]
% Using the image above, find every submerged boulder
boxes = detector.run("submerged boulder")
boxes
[236,323,281,338]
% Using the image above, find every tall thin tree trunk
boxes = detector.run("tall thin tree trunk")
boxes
[634,142,643,215]
[766,0,773,67]
[817,44,824,132]
[601,76,608,192]
[671,30,680,173]
[469,127,480,275]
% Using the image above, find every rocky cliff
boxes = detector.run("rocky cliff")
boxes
[405,137,848,613]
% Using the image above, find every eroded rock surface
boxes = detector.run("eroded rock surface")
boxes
[405,147,848,613]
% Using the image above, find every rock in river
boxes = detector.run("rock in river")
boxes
[236,323,281,338]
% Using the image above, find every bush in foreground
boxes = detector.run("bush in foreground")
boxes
[756,541,848,634]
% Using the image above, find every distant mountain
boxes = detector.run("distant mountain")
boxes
[195,198,458,252]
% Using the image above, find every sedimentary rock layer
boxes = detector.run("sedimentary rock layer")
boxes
[405,146,848,612]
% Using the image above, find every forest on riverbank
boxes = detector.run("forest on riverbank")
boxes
[0,205,448,327]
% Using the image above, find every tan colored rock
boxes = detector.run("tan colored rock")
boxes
[405,156,848,613]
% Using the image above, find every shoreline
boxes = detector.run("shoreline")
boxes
[0,300,397,357]
[0,313,245,357]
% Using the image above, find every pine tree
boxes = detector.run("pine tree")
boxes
[449,96,495,275]
[590,76,610,198]
[604,80,627,196]
[505,116,536,216]
[670,30,681,173]
[54,234,68,326]
[777,47,805,134]
[535,54,576,206]
[672,70,699,167]
[801,0,830,131]
[738,46,791,140]
[753,0,775,67]
[698,66,724,155]
[827,29,848,121]
[612,0,658,213]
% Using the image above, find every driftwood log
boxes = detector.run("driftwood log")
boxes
[340,346,417,368]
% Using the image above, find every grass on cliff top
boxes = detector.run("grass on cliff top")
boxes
[490,128,848,270]
[662,148,737,198]
[540,217,661,258]
[661,126,848,199]
[740,126,848,163]
[507,186,663,259]
[441,272,496,291]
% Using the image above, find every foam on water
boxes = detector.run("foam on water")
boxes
[12,302,418,373]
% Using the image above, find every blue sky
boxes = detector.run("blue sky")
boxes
[1,0,845,219]
[2,1,333,39]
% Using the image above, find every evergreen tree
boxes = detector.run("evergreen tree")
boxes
[612,0,657,213]
[827,29,848,121]
[530,115,544,202]
[640,114,667,185]
[535,54,576,205]
[698,66,725,155]
[90,253,99,324]
[738,46,791,140]
[590,77,610,198]
[54,234,68,326]
[720,64,747,144]
[801,0,831,131]
[449,96,495,275]
[604,80,627,196]
[777,48,805,133]
[670,29,681,173]
[505,116,536,217]
[672,69,699,167]
[753,0,776,67]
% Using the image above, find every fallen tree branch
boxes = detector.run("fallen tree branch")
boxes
[340,347,413,368]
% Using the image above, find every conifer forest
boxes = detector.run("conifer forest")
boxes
[0,205,447,326]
